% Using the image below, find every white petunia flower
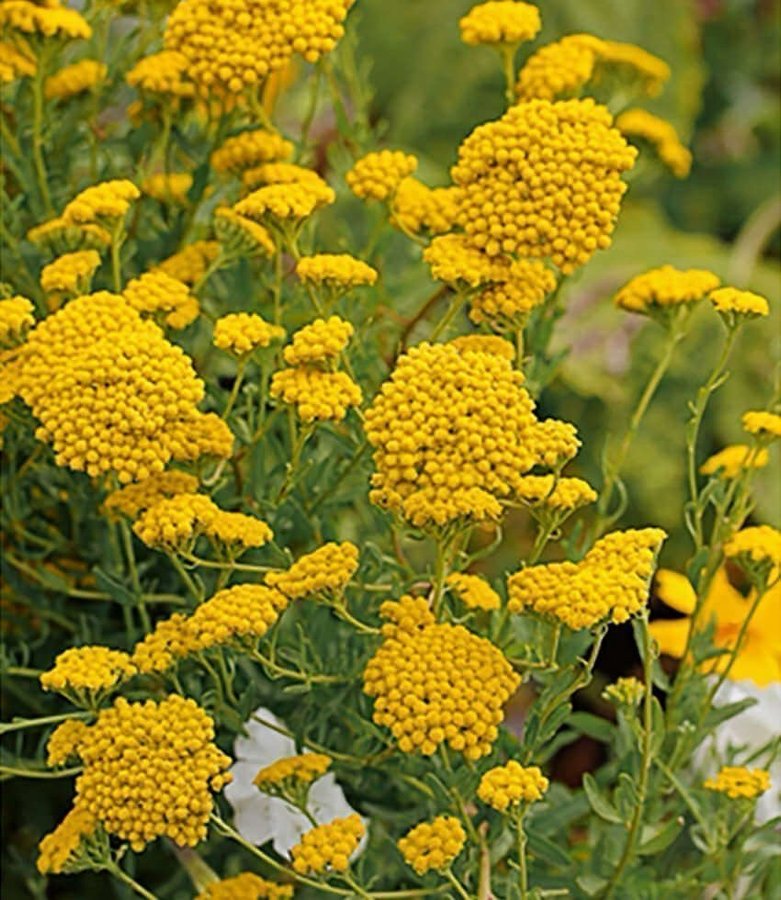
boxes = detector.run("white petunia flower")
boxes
[224,706,366,856]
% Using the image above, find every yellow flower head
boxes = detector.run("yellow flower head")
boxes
[210,129,294,174]
[743,410,781,441]
[242,161,324,190]
[0,296,35,345]
[451,98,637,271]
[164,411,235,463]
[709,287,770,320]
[40,646,136,695]
[423,234,513,288]
[27,215,110,255]
[44,58,105,99]
[614,265,720,315]
[290,814,364,875]
[40,250,101,298]
[700,445,769,479]
[197,873,294,900]
[615,108,692,178]
[155,240,221,285]
[104,470,200,518]
[346,150,418,201]
[508,527,667,629]
[364,595,520,759]
[446,572,501,611]
[724,526,781,575]
[390,179,459,237]
[459,1,541,47]
[213,312,285,356]
[36,805,99,875]
[266,541,359,600]
[704,766,771,801]
[62,179,140,225]
[603,676,645,708]
[449,334,516,360]
[296,254,378,289]
[126,50,195,97]
[514,474,598,512]
[270,367,362,422]
[214,207,276,257]
[141,172,194,205]
[397,815,466,875]
[123,270,200,329]
[46,719,91,766]
[469,261,557,328]
[254,753,332,791]
[477,761,549,812]
[0,41,36,83]
[234,180,335,224]
[283,316,354,367]
[0,1,91,40]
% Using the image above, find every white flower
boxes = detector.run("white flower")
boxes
[224,706,365,856]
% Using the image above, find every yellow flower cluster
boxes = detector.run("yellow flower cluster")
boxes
[516,34,669,101]
[44,58,105,99]
[0,296,34,345]
[27,215,110,255]
[210,129,293,174]
[213,312,285,355]
[364,595,519,759]
[156,240,221,285]
[346,150,418,201]
[254,753,332,790]
[166,411,235,463]
[704,766,771,800]
[283,316,354,366]
[0,41,35,83]
[270,368,362,422]
[614,265,721,314]
[290,814,365,875]
[266,541,359,599]
[71,695,231,850]
[40,646,136,694]
[365,341,579,528]
[36,805,98,875]
[446,573,500,611]
[0,1,91,40]
[449,334,515,360]
[397,816,466,875]
[47,719,91,766]
[214,207,276,257]
[242,162,323,190]
[459,1,541,47]
[11,292,219,482]
[197,873,294,900]
[141,172,194,205]
[469,261,557,328]
[514,474,598,512]
[507,528,667,630]
[451,98,637,271]
[700,445,768,479]
[603,676,645,707]
[423,233,513,288]
[296,254,378,288]
[709,286,770,319]
[615,108,692,178]
[390,179,459,237]
[62,179,140,225]
[123,270,200,329]
[723,526,781,572]
[477,761,549,812]
[234,180,335,224]
[40,250,101,298]
[126,50,195,98]
[165,0,353,94]
[743,410,781,439]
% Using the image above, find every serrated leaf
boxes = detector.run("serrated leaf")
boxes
[582,773,623,825]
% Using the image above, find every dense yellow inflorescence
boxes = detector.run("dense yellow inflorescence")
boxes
[40,646,136,694]
[36,805,99,875]
[46,719,91,767]
[449,334,516,360]
[704,766,771,800]
[234,180,335,224]
[390,178,459,237]
[0,296,35,345]
[283,316,353,366]
[105,471,200,518]
[397,815,466,875]
[514,475,598,512]
[507,528,667,629]
[614,265,721,314]
[254,752,332,790]
[0,1,91,40]
[156,240,221,285]
[699,445,769,479]
[266,541,359,599]
[469,260,557,328]
[615,108,692,178]
[126,50,195,98]
[213,312,285,355]
[296,254,378,288]
[743,410,781,439]
[423,233,512,288]
[290,814,365,875]
[709,287,770,319]
[62,179,140,225]
[141,172,194,205]
[0,41,35,83]
[445,573,501,611]
[603,676,645,707]
[364,596,520,759]
[459,1,541,47]
[27,214,110,255]
[451,98,637,271]
[477,761,549,812]
[165,0,353,95]
[210,130,294,174]
[197,873,294,900]
[723,526,781,572]
[242,162,323,189]
[214,207,276,257]
[270,367,362,422]
[40,250,101,297]
[346,150,418,201]
[44,59,105,99]
[123,270,200,329]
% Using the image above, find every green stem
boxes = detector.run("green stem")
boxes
[119,518,149,632]
[250,649,348,685]
[168,553,204,603]
[107,861,159,900]
[0,710,90,736]
[429,291,467,341]
[110,219,126,292]
[445,869,473,900]
[222,358,247,420]
[499,44,518,108]
[31,53,53,215]
[515,809,529,900]
[0,764,82,779]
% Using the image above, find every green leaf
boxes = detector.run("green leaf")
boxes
[637,817,684,855]
[568,711,614,743]
[615,773,639,821]
[93,566,135,606]
[582,773,624,825]
[526,829,572,869]
[650,697,667,755]
[576,874,609,896]
[703,696,758,730]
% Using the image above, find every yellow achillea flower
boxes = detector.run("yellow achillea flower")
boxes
[266,541,359,600]
[397,816,466,875]
[704,766,771,800]
[242,161,323,190]
[364,596,520,759]
[423,233,513,288]
[445,572,501,611]
[126,50,195,98]
[27,215,110,254]
[0,296,35,345]
[477,761,549,812]
[165,411,235,463]
[47,719,91,766]
[700,445,769,479]
[0,41,36,82]
[296,254,378,289]
[40,250,101,298]
[155,240,221,285]
[197,873,294,900]
[123,270,200,329]
[614,265,720,315]
[529,420,581,469]
[390,178,459,237]
[0,1,91,40]
[346,150,418,201]
[508,528,666,630]
[36,805,99,875]
[469,261,557,328]
[105,470,200,518]
[743,410,781,440]
[141,172,193,205]
[514,474,598,511]
[270,367,362,422]
[254,752,332,791]
[211,129,294,174]
[70,695,231,851]
[62,179,140,225]
[650,566,781,686]
[213,312,285,356]
[459,1,541,47]
[214,207,276,257]
[234,180,335,224]
[283,316,354,366]
[615,108,692,178]
[165,0,353,95]
[451,98,637,271]
[40,646,136,695]
[724,525,781,573]
[709,286,770,320]
[290,814,364,875]
[449,334,516,360]
[44,59,105,99]
[603,676,645,707]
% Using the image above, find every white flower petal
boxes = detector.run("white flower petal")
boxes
[233,707,296,763]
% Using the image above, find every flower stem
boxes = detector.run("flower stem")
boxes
[31,52,53,215]
[106,861,159,900]
[445,869,473,900]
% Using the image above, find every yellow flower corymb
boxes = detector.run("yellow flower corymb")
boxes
[290,814,364,875]
[704,766,771,800]
[478,761,549,811]
[397,815,466,875]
